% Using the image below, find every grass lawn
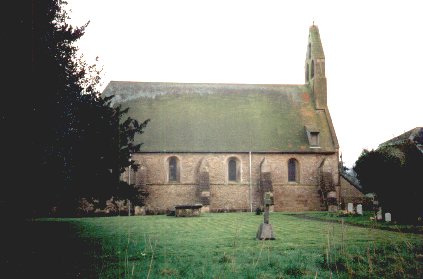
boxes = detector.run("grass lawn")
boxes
[289,211,423,234]
[2,212,422,278]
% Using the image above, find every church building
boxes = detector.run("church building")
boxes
[102,25,350,213]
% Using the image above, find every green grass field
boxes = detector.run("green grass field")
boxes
[3,212,422,278]
[294,211,423,234]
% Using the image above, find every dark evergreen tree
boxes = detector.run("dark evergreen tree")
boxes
[4,0,148,217]
[353,144,423,223]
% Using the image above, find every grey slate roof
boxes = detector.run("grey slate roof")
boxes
[102,81,338,153]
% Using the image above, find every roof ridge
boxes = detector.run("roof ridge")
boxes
[379,127,423,147]
[108,80,308,87]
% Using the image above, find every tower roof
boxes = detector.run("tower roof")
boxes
[309,25,325,59]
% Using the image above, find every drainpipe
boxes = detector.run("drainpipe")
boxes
[249,151,252,212]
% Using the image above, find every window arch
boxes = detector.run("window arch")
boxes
[306,63,309,82]
[307,43,311,59]
[311,60,315,79]
[228,159,237,181]
[288,158,299,183]
[168,156,180,182]
[228,157,241,182]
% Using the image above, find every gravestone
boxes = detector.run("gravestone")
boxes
[376,207,383,221]
[256,192,275,240]
[347,203,354,213]
[385,212,391,222]
[356,204,363,215]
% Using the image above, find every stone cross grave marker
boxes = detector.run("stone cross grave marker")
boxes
[385,212,391,222]
[356,204,363,215]
[256,192,275,240]
[264,193,270,224]
[347,203,354,213]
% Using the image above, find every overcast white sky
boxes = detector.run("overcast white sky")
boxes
[66,0,422,168]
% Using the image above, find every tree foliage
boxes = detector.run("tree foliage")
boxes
[353,143,423,223]
[4,0,148,216]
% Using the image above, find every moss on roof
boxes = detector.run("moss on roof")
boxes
[379,127,423,147]
[102,81,337,153]
[379,127,423,155]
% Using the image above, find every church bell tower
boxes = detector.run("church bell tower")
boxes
[305,24,327,110]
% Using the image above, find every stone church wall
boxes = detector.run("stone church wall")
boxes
[128,152,339,213]
[273,185,324,211]
[143,184,198,213]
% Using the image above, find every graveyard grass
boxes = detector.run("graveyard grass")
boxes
[290,211,423,234]
[5,212,423,278]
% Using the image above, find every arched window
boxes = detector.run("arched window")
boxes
[228,159,237,182]
[168,156,179,182]
[288,158,299,182]
[307,43,311,59]
[311,60,315,79]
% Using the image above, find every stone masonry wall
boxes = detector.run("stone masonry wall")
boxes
[144,184,198,212]
[273,185,324,211]
[210,185,250,212]
[127,152,339,212]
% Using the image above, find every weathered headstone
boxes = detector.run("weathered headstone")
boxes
[256,192,275,240]
[385,212,391,222]
[347,203,354,213]
[376,207,383,221]
[356,204,363,215]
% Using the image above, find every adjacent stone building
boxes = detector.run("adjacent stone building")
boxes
[379,127,423,154]
[339,170,366,207]
[103,25,357,213]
